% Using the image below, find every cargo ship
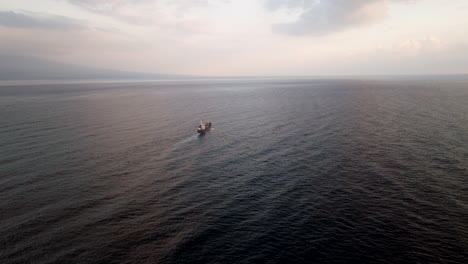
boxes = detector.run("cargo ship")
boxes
[197,121,212,135]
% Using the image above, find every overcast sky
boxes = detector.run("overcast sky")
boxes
[0,0,467,76]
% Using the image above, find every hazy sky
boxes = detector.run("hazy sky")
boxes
[0,0,467,76]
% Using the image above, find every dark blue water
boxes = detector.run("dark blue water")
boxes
[1,78,467,264]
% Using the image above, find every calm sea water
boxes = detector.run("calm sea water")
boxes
[1,78,467,264]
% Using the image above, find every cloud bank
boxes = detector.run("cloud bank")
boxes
[0,11,85,30]
[67,0,220,25]
[267,0,403,36]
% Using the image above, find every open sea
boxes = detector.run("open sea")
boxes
[0,78,467,264]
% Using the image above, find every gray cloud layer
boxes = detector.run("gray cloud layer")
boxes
[0,11,85,30]
[267,0,398,36]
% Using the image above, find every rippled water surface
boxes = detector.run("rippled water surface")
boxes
[1,78,467,263]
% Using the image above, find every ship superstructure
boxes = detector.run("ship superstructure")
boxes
[197,121,212,135]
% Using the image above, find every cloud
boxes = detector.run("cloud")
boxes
[320,37,466,75]
[390,36,446,56]
[67,0,222,25]
[265,0,317,11]
[266,0,408,36]
[67,0,158,24]
[0,11,86,30]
